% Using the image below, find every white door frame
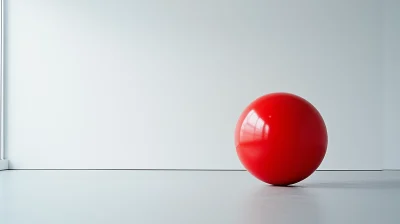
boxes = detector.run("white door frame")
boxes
[0,0,8,171]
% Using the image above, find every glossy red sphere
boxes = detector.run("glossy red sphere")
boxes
[235,92,328,186]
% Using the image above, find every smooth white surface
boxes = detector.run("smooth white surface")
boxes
[0,0,5,160]
[0,159,8,170]
[383,0,400,169]
[1,170,400,224]
[5,0,383,169]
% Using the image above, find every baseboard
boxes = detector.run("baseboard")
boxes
[0,159,8,171]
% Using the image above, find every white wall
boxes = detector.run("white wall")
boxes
[383,0,400,170]
[5,0,384,170]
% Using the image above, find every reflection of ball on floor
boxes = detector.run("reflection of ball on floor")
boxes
[235,92,328,186]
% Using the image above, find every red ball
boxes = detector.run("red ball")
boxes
[235,92,328,186]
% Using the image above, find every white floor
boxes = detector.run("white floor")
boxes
[0,170,399,224]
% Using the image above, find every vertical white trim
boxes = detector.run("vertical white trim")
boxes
[0,0,5,161]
